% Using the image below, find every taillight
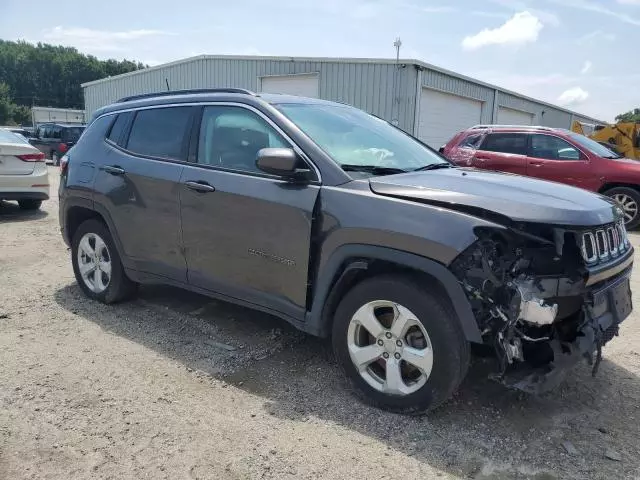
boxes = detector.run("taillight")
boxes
[60,154,69,174]
[17,152,45,162]
[59,143,68,154]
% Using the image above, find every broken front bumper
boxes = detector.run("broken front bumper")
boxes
[498,268,633,395]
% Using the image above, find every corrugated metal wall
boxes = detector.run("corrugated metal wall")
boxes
[84,57,418,133]
[421,69,495,124]
[84,56,603,133]
[496,92,572,128]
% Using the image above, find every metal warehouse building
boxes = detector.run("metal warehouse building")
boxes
[82,55,603,148]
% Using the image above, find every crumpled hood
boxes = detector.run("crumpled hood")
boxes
[369,168,620,227]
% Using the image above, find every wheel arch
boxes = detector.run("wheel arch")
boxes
[599,182,640,195]
[305,245,482,343]
[64,201,129,269]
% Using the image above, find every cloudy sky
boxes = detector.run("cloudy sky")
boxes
[2,0,639,121]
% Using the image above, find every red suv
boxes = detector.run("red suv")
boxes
[442,125,640,228]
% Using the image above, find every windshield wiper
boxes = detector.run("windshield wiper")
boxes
[412,162,455,172]
[341,164,408,175]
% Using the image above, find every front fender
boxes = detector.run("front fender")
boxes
[305,244,483,343]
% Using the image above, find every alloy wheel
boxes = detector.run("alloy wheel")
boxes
[347,300,433,396]
[77,232,112,293]
[613,193,638,225]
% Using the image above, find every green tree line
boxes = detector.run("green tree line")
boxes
[616,108,640,123]
[0,39,145,125]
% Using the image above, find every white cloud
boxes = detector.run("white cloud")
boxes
[558,87,590,106]
[462,11,544,50]
[581,60,592,74]
[41,26,172,54]
[489,0,561,26]
[576,30,616,45]
[547,0,640,26]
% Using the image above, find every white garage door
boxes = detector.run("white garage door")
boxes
[418,89,483,149]
[497,107,534,125]
[259,74,319,98]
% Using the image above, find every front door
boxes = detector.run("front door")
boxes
[472,132,528,175]
[526,134,598,191]
[180,104,320,318]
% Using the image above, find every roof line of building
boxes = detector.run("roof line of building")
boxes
[81,54,605,124]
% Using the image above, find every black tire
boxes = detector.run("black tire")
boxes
[51,151,59,166]
[71,219,137,303]
[604,186,640,230]
[18,199,42,210]
[332,275,470,414]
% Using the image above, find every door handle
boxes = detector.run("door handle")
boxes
[184,180,216,193]
[475,155,490,161]
[101,165,125,175]
[529,162,544,167]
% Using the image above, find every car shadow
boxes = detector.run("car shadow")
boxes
[0,200,48,222]
[54,283,640,479]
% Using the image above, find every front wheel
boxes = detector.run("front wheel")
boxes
[71,219,137,303]
[605,187,640,229]
[332,275,470,414]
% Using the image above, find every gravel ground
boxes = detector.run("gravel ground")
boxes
[1,167,640,479]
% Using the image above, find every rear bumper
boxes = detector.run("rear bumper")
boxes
[0,164,50,200]
[0,191,49,201]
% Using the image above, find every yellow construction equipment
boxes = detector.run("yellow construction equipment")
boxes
[572,120,640,160]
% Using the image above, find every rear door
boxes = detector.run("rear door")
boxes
[92,106,196,281]
[179,104,320,318]
[526,134,597,190]
[473,132,528,175]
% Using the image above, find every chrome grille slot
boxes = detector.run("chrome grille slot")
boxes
[580,221,629,265]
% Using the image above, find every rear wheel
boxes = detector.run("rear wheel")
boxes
[18,199,42,210]
[332,275,470,414]
[71,219,137,303]
[605,187,640,229]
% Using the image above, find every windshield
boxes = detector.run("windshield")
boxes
[568,132,621,158]
[276,103,448,173]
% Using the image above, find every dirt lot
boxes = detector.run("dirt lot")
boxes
[1,167,639,480]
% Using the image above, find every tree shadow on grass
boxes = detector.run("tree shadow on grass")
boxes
[54,283,640,480]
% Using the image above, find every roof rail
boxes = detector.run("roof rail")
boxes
[470,124,556,131]
[117,88,257,103]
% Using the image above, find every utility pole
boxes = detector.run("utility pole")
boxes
[391,37,402,126]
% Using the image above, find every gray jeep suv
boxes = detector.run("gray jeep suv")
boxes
[59,89,633,413]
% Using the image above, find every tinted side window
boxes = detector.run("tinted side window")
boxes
[480,133,528,155]
[107,112,132,146]
[197,106,289,173]
[530,134,581,160]
[126,107,194,160]
[51,126,62,139]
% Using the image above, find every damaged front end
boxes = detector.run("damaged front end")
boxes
[451,220,634,394]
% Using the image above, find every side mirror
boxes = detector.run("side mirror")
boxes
[256,148,311,181]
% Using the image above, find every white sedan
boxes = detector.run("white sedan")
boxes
[0,128,49,210]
